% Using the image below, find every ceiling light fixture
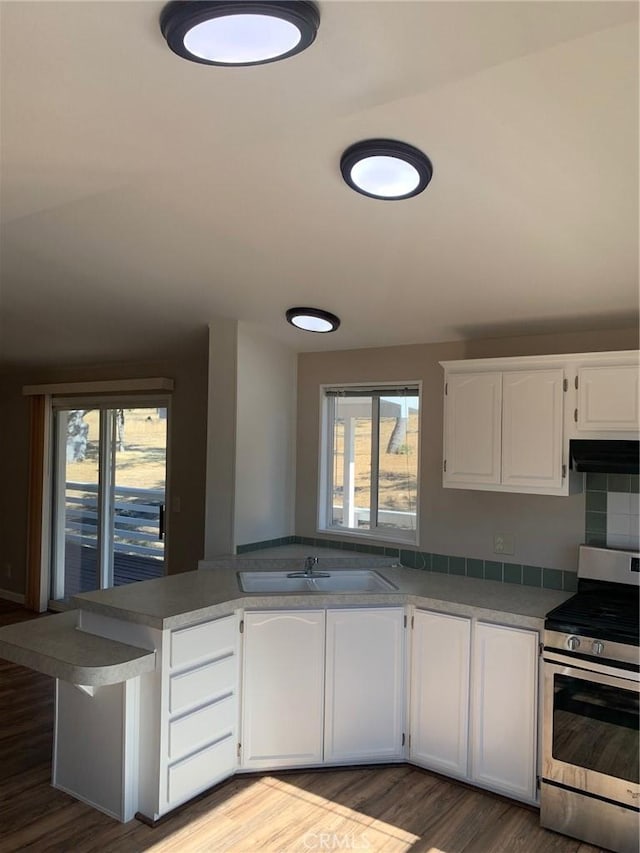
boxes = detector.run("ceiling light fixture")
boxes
[340,139,433,200]
[160,1,320,66]
[286,307,340,333]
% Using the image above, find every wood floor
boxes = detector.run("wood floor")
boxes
[0,599,605,853]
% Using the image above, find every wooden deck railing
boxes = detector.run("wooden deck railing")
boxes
[64,481,165,559]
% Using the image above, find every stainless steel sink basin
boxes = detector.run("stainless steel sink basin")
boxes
[237,570,397,594]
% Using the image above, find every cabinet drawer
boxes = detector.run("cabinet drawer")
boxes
[169,655,236,714]
[167,734,236,805]
[169,694,236,761]
[170,615,237,670]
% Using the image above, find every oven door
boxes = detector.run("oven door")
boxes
[543,655,639,809]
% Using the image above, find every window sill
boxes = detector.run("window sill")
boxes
[317,526,418,548]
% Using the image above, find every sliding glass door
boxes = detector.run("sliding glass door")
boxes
[51,403,168,602]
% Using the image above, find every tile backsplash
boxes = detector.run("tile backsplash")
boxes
[585,473,639,551]
[238,535,579,592]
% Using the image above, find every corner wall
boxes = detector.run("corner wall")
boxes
[295,326,639,573]
[204,320,297,557]
[235,323,297,548]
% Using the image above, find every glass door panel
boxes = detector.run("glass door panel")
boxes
[51,403,168,602]
[112,407,166,585]
[52,409,101,599]
[552,673,639,783]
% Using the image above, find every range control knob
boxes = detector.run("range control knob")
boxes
[567,636,581,651]
[592,641,605,656]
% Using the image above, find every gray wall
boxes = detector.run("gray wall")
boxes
[295,327,639,572]
[0,330,209,596]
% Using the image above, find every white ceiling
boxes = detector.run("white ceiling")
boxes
[1,0,638,368]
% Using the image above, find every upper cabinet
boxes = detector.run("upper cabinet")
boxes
[575,364,640,433]
[441,350,639,495]
[444,372,502,486]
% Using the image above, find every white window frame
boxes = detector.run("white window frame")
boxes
[317,381,421,546]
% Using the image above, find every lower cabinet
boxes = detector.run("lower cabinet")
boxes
[409,610,470,778]
[241,607,406,769]
[470,621,538,802]
[324,608,405,763]
[138,612,240,821]
[410,610,539,804]
[241,610,325,769]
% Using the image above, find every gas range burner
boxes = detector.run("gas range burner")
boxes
[545,546,640,653]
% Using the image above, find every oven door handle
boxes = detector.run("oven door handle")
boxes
[543,650,640,683]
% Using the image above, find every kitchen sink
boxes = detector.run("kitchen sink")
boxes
[237,570,398,594]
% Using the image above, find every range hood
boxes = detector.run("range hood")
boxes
[570,440,640,474]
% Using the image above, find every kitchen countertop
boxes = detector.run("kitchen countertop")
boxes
[0,610,156,686]
[72,558,573,631]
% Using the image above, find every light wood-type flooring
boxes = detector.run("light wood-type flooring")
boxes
[0,598,605,853]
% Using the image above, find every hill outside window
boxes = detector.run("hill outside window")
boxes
[319,384,421,544]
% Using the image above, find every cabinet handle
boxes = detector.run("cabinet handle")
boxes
[443,459,447,472]
[574,408,578,423]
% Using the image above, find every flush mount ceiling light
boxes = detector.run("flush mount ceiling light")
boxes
[286,307,340,333]
[340,139,433,200]
[160,1,320,66]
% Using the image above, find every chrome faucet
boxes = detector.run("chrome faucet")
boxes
[304,556,318,577]
[287,556,330,580]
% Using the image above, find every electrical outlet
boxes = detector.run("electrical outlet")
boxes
[494,534,514,556]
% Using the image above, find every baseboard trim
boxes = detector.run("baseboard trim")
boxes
[0,588,25,605]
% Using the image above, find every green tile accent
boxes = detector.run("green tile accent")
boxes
[449,557,466,576]
[484,561,503,582]
[586,491,607,512]
[585,512,607,533]
[467,559,483,579]
[237,536,298,553]
[586,532,607,547]
[503,563,522,584]
[543,568,563,590]
[417,552,432,571]
[385,547,401,558]
[400,549,418,568]
[586,473,607,491]
[630,475,639,494]
[523,565,542,587]
[608,474,630,492]
[563,571,578,592]
[432,554,449,574]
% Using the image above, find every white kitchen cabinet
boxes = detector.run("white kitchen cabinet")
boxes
[241,610,325,769]
[470,621,538,802]
[157,613,240,815]
[409,610,470,778]
[501,369,564,490]
[576,364,640,432]
[443,372,502,486]
[324,607,405,763]
[443,366,565,494]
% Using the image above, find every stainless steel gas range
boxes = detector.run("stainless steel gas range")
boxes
[541,546,639,853]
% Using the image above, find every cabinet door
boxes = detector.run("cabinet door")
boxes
[325,608,405,763]
[577,365,640,432]
[444,373,502,486]
[410,610,470,778]
[471,622,538,802]
[241,610,325,769]
[501,369,564,490]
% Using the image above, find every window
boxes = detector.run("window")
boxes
[320,384,420,543]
